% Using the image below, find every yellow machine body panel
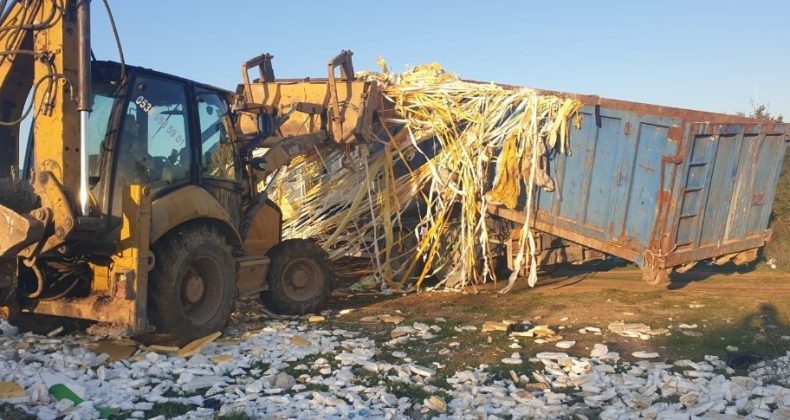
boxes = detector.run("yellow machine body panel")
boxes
[150,185,242,246]
[243,79,382,144]
[243,201,282,257]
[0,0,350,336]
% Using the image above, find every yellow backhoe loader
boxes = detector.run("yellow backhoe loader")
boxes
[0,0,385,342]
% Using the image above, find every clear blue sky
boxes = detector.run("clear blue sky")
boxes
[88,1,789,119]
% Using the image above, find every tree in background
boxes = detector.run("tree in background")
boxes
[751,104,784,122]
[737,99,784,122]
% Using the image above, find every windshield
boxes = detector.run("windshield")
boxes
[21,77,117,190]
[88,81,118,187]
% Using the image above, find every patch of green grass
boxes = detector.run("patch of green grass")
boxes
[654,393,680,405]
[613,364,630,374]
[433,321,463,340]
[147,402,197,418]
[0,404,36,420]
[248,360,271,372]
[385,379,430,403]
[161,388,182,398]
[300,383,330,393]
[761,374,790,388]
[280,353,341,379]
[484,360,537,385]
[597,288,664,305]
[659,303,790,361]
[665,332,729,361]
[374,348,403,365]
[462,305,488,314]
[551,386,581,401]
[161,387,208,398]
[431,388,450,401]
[216,412,254,420]
[374,339,447,370]
[551,386,577,394]
[352,367,383,387]
[430,375,451,390]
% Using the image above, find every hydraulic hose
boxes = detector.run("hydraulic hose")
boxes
[25,260,45,299]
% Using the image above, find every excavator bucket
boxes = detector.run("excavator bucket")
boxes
[0,203,44,257]
[0,180,43,258]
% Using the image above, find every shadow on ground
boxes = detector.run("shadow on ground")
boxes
[655,303,790,367]
[666,261,762,290]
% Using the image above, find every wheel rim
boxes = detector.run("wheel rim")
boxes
[282,258,323,302]
[180,255,223,325]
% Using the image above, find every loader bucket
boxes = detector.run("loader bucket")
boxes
[0,203,44,257]
[236,50,391,144]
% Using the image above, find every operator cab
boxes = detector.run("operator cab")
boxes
[75,61,241,238]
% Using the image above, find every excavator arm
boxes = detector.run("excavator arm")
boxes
[0,0,35,176]
[0,1,40,256]
[0,0,91,259]
[0,1,386,334]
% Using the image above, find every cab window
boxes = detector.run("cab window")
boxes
[87,82,116,187]
[197,91,237,182]
[114,75,191,195]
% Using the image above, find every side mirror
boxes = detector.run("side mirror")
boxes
[234,111,261,139]
[258,113,275,138]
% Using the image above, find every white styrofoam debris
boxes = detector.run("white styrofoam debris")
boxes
[632,351,660,359]
[555,340,575,349]
[590,343,609,358]
[1,315,789,419]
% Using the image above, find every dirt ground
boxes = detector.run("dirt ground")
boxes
[322,263,790,379]
[2,263,789,419]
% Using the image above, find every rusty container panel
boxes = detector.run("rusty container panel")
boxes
[529,99,788,273]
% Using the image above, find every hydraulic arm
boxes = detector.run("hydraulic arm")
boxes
[0,0,382,339]
[0,0,92,260]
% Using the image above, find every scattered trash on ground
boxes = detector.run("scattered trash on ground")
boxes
[631,351,661,359]
[608,322,670,340]
[359,315,405,325]
[481,320,512,333]
[2,312,789,419]
[555,340,576,349]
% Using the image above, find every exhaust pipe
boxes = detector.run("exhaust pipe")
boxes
[76,0,91,216]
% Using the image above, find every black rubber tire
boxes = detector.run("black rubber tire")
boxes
[262,239,332,315]
[148,226,236,343]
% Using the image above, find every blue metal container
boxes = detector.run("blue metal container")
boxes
[491,94,789,283]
